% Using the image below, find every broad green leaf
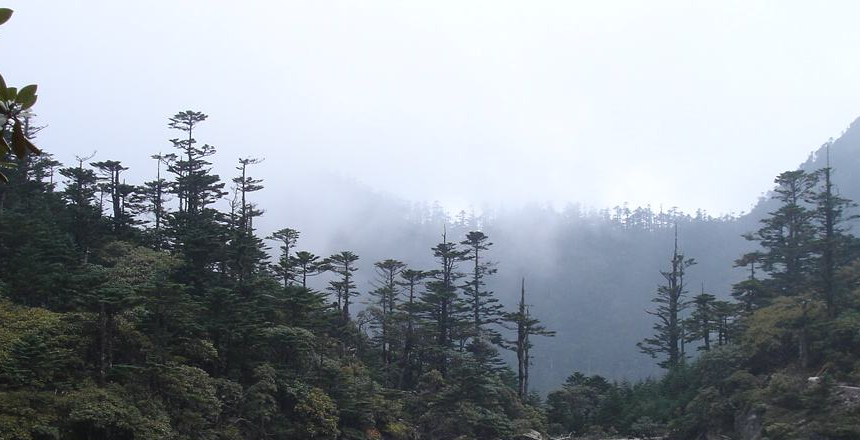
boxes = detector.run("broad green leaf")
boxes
[0,171,8,184]
[2,86,16,101]
[0,9,12,27]
[21,94,36,110]
[0,72,6,92]
[0,137,9,155]
[16,84,36,106]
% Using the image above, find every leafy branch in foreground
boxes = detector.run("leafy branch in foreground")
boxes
[0,8,42,183]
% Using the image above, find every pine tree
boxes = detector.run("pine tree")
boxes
[685,287,716,351]
[228,157,266,286]
[460,231,503,339]
[140,153,174,250]
[368,259,406,385]
[167,111,225,214]
[91,160,141,237]
[712,300,736,346]
[420,231,469,375]
[323,251,360,322]
[811,145,858,318]
[59,154,103,263]
[397,268,427,389]
[164,111,228,290]
[291,250,321,289]
[503,278,555,397]
[638,228,695,369]
[731,251,769,312]
[268,228,300,287]
[747,170,819,297]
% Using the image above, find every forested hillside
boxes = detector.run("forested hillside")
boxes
[541,148,860,439]
[4,111,860,440]
[0,103,560,439]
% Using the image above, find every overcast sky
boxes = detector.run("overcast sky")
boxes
[3,1,860,216]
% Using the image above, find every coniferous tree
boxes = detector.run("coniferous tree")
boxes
[324,251,360,322]
[268,228,300,287]
[638,228,695,369]
[731,251,769,312]
[711,300,736,346]
[811,146,857,318]
[167,111,225,214]
[140,153,174,250]
[397,268,426,389]
[165,111,228,290]
[744,170,819,297]
[460,231,503,339]
[459,231,507,373]
[59,154,103,263]
[420,231,469,375]
[503,278,555,397]
[91,160,141,237]
[291,250,321,289]
[229,157,266,286]
[368,259,406,384]
[685,287,716,351]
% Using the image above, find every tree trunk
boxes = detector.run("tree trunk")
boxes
[98,302,107,386]
[800,301,810,369]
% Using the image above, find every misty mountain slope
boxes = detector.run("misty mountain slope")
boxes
[801,115,860,187]
[523,116,860,391]
[251,117,860,394]
[750,115,860,221]
[488,213,750,392]
[261,184,753,393]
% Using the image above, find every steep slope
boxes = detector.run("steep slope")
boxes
[750,116,860,222]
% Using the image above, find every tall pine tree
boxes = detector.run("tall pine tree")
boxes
[638,227,696,369]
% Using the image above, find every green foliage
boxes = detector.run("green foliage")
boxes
[290,386,339,440]
[64,385,172,440]
[0,9,13,26]
[153,363,222,437]
[406,358,539,440]
[0,9,42,183]
[0,390,61,440]
[0,301,86,390]
[545,373,613,435]
[742,297,824,370]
